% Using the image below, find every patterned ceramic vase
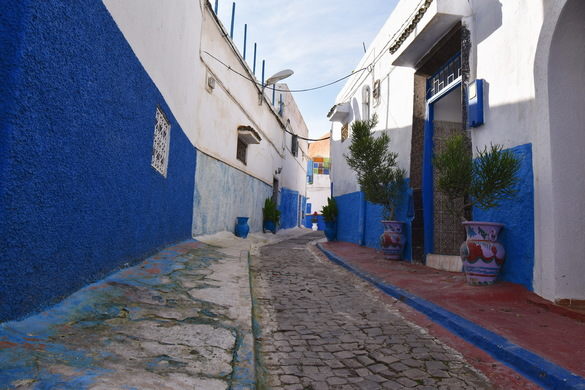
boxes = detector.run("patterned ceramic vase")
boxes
[460,221,505,285]
[380,221,405,260]
[235,217,250,238]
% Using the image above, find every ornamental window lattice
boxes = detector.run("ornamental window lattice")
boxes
[151,107,171,177]
[427,53,461,99]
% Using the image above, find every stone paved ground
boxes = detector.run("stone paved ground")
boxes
[0,240,255,390]
[251,233,493,390]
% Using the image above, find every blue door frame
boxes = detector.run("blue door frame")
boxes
[422,78,462,257]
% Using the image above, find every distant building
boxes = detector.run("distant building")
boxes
[0,0,308,321]
[305,134,331,230]
[328,0,584,304]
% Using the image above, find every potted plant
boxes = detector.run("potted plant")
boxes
[311,211,319,231]
[344,115,407,260]
[434,133,521,285]
[262,198,280,234]
[321,197,338,241]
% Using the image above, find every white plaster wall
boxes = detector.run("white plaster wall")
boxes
[307,174,331,214]
[103,0,202,149]
[546,0,585,300]
[105,0,307,190]
[277,83,309,193]
[105,0,309,235]
[330,14,415,198]
[532,0,566,301]
[469,0,544,152]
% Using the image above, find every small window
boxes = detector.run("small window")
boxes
[151,107,171,177]
[372,79,381,106]
[236,138,247,164]
[341,123,349,142]
[291,135,298,157]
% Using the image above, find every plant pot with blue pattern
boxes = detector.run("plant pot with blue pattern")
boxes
[460,221,505,285]
[380,220,406,260]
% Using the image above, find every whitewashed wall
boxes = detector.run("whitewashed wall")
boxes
[329,0,585,301]
[103,0,309,236]
[307,174,331,214]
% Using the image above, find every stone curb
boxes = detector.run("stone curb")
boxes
[316,243,585,390]
[229,249,257,390]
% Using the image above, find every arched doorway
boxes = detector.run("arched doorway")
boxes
[537,0,585,301]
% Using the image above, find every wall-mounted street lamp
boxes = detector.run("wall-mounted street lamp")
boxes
[259,69,294,105]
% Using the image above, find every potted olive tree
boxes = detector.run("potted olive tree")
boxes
[262,198,280,234]
[345,115,407,260]
[434,133,521,285]
[321,197,338,241]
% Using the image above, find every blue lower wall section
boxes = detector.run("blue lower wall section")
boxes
[473,143,534,290]
[335,182,413,261]
[279,187,300,229]
[192,151,272,235]
[0,0,196,321]
[304,215,326,230]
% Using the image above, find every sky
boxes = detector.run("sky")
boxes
[216,0,399,139]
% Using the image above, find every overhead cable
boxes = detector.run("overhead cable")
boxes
[202,50,367,93]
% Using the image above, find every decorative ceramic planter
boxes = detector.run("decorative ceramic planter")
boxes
[263,220,276,234]
[235,217,250,238]
[460,221,506,285]
[311,222,318,231]
[380,221,405,260]
[324,221,336,241]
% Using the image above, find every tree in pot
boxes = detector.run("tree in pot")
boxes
[262,198,280,234]
[344,115,407,260]
[434,133,521,285]
[321,197,338,241]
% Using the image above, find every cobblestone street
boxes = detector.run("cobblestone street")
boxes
[252,233,493,389]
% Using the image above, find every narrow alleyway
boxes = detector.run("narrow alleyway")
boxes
[251,233,492,389]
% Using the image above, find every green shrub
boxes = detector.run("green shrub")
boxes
[262,198,280,224]
[434,133,521,221]
[321,197,338,223]
[344,115,406,220]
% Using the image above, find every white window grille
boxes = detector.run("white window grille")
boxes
[151,107,171,177]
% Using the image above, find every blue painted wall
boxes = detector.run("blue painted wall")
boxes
[335,183,413,260]
[473,143,534,290]
[304,215,326,230]
[0,0,196,321]
[279,187,300,229]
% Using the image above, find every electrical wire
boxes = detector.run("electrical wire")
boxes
[283,127,330,142]
[202,50,367,93]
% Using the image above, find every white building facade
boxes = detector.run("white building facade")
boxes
[105,0,309,235]
[0,0,308,321]
[328,0,584,304]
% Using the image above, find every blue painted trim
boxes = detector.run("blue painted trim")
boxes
[467,79,485,128]
[214,0,219,14]
[360,192,366,246]
[427,77,462,105]
[317,244,585,390]
[229,2,235,39]
[422,103,434,256]
[423,79,462,257]
[252,43,257,75]
[243,24,247,60]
